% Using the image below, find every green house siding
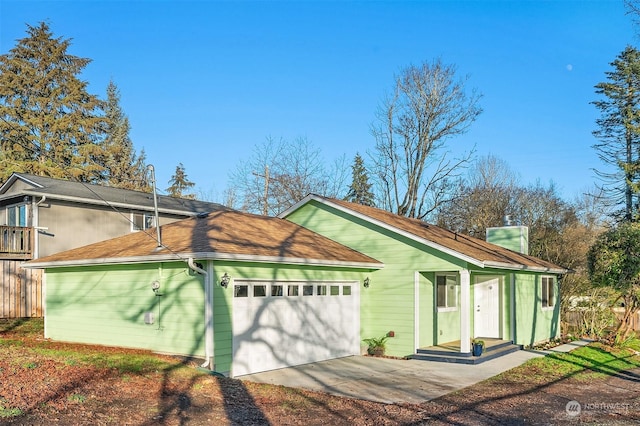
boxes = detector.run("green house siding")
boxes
[286,200,562,355]
[513,273,560,346]
[286,201,467,357]
[45,263,206,356]
[44,259,368,376]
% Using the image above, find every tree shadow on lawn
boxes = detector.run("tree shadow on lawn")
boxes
[407,345,640,425]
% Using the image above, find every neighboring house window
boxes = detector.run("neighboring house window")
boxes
[6,203,28,227]
[132,213,155,231]
[541,276,555,309]
[436,274,458,311]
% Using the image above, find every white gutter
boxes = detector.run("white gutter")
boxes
[23,252,384,270]
[482,260,569,275]
[19,191,206,217]
[33,196,46,259]
[188,258,213,369]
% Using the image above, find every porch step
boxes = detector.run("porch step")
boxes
[409,341,522,365]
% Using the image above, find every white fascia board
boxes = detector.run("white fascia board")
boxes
[23,252,384,270]
[0,174,44,194]
[281,194,485,268]
[277,194,315,218]
[482,261,569,275]
[282,195,568,274]
[23,190,200,217]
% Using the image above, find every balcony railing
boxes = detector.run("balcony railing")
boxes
[0,226,34,259]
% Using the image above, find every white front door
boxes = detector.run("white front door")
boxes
[474,276,501,338]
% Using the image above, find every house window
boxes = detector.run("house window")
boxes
[6,203,28,226]
[132,213,155,231]
[541,276,555,309]
[436,274,458,311]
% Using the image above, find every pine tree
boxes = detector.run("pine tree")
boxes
[0,22,106,183]
[103,80,136,188]
[345,153,375,206]
[132,149,151,192]
[166,163,195,199]
[592,45,640,222]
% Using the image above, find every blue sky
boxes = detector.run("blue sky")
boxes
[0,1,636,202]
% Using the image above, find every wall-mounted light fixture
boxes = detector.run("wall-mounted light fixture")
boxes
[220,273,231,288]
[363,277,370,288]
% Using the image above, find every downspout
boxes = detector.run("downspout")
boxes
[33,196,47,259]
[187,258,213,369]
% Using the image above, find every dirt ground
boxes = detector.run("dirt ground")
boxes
[1,329,639,425]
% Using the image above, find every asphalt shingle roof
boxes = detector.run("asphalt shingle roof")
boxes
[288,195,569,274]
[1,173,224,215]
[25,210,382,269]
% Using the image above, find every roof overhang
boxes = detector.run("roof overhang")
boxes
[280,194,485,268]
[23,252,384,270]
[0,174,44,194]
[280,194,570,275]
[15,190,201,217]
[482,260,569,275]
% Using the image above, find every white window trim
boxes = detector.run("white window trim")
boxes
[541,275,556,310]
[5,202,29,227]
[436,273,459,312]
[131,212,156,232]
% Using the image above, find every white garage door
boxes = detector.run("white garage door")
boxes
[232,280,360,376]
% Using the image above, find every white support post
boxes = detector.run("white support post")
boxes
[460,269,471,353]
[414,271,420,353]
[510,273,516,343]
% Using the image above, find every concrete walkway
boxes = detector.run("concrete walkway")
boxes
[238,340,591,404]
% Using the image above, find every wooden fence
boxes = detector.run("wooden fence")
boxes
[0,260,43,318]
[565,308,640,332]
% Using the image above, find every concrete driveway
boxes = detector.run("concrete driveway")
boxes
[238,350,544,404]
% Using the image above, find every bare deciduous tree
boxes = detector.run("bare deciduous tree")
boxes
[437,155,519,238]
[371,58,482,220]
[227,136,348,215]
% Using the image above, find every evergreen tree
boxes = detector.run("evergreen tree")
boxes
[592,45,640,222]
[0,22,106,183]
[166,163,195,199]
[345,153,375,206]
[103,80,138,189]
[132,148,151,192]
[588,221,640,341]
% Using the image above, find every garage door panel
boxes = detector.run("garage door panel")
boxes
[232,280,359,376]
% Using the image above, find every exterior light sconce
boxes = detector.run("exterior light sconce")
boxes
[151,280,162,296]
[220,273,231,288]
[363,277,370,288]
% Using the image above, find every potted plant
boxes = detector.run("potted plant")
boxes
[363,335,389,357]
[472,338,485,356]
